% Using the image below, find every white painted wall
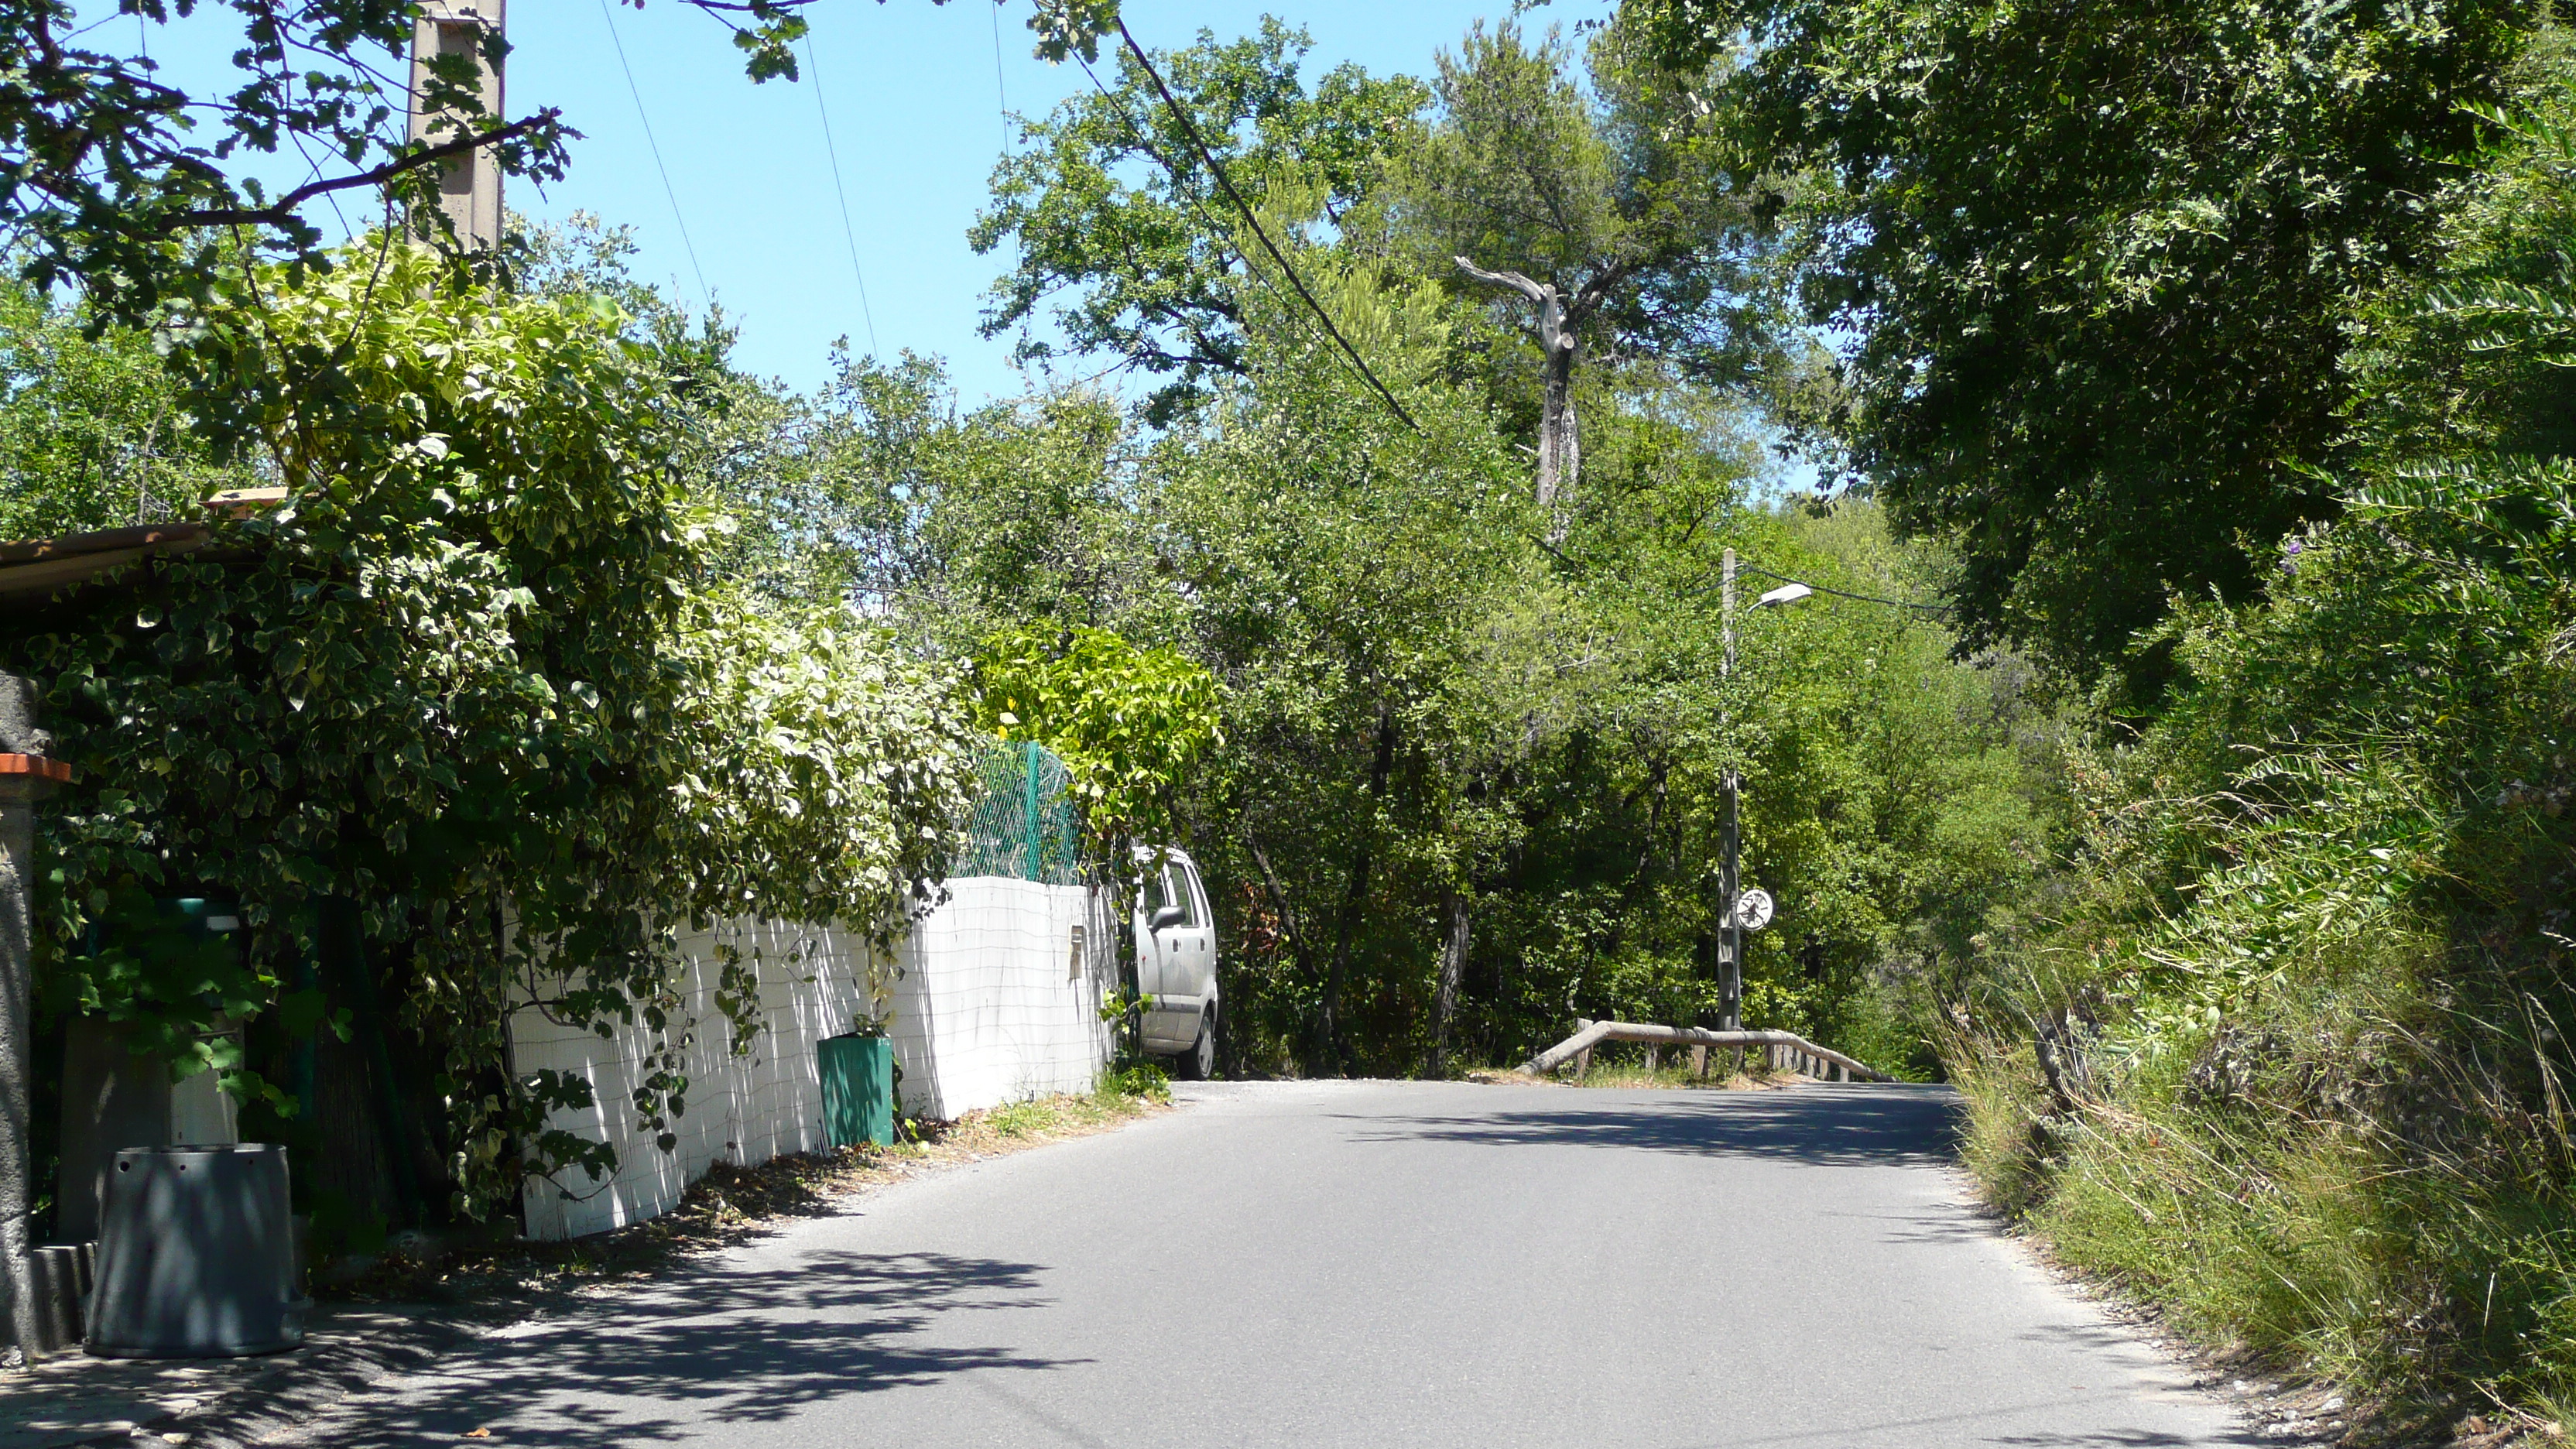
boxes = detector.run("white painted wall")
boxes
[882,877,1119,1120]
[513,878,1115,1241]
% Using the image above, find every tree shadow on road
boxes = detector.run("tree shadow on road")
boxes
[291,1251,1081,1447]
[1334,1085,1962,1168]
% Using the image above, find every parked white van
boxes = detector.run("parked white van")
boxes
[1135,847,1219,1079]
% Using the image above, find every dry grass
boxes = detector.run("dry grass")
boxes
[323,1081,1170,1308]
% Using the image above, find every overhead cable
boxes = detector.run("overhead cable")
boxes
[599,0,712,311]
[801,29,882,358]
[1067,53,1339,398]
[990,2,1011,156]
[1108,18,1420,433]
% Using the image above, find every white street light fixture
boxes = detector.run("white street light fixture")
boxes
[1754,582,1813,610]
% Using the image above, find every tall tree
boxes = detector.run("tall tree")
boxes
[1626,0,2536,697]
[971,19,1427,423]
[1386,19,1764,519]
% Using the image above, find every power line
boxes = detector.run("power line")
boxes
[1067,53,1339,395]
[1067,47,1404,426]
[598,0,711,311]
[801,29,882,358]
[989,1,1010,156]
[1108,18,1420,433]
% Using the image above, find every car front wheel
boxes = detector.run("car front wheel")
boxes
[1177,1011,1215,1081]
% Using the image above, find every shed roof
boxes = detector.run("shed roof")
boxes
[0,488,283,608]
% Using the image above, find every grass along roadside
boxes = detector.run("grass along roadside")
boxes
[324,1068,1173,1307]
[1946,1006,2576,1449]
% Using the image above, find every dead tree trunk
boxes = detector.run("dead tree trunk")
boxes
[1455,258,1580,524]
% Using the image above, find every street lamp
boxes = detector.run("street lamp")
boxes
[1719,547,1807,1031]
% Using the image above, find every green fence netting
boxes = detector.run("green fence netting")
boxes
[954,739,1083,884]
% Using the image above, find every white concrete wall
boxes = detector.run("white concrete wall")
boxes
[883,877,1118,1120]
[513,879,1115,1241]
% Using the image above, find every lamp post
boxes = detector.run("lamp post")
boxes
[1718,548,1810,1031]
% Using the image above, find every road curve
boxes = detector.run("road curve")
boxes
[289,1081,2254,1448]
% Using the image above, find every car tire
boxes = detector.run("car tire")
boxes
[1178,1011,1215,1081]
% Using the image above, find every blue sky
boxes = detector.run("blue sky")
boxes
[121,1,1525,401]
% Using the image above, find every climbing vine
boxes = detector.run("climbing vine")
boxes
[10,245,978,1216]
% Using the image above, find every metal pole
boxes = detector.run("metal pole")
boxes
[1024,739,1042,882]
[1720,549,1741,1033]
[0,674,63,1356]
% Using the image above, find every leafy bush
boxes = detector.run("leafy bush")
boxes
[10,245,978,1216]
[969,621,1224,854]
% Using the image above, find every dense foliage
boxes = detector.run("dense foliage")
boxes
[969,622,1224,852]
[776,104,2051,1080]
[7,245,977,1216]
[0,282,245,540]
[1634,0,2538,697]
[1851,24,2576,1431]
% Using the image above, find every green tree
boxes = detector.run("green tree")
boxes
[1384,18,1764,519]
[0,282,247,540]
[971,19,1427,423]
[1627,0,2534,697]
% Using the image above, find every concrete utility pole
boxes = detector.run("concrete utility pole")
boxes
[408,0,507,249]
[1716,553,1811,1034]
[0,675,66,1355]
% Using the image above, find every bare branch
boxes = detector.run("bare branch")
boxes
[1571,259,1639,321]
[150,110,560,232]
[1454,255,1550,307]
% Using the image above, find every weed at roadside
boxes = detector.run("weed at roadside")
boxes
[318,1084,1170,1307]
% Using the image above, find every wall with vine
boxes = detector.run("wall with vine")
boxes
[7,246,980,1221]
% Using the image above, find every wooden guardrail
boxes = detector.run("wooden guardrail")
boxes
[1520,1019,1894,1084]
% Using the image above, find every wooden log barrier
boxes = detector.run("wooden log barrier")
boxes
[1519,1021,1893,1084]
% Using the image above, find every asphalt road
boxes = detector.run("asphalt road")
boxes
[286,1081,2255,1448]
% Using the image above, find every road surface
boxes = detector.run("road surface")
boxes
[284,1081,2254,1447]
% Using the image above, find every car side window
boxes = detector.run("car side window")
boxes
[1163,867,1202,929]
[1180,864,1211,931]
[1141,868,1171,920]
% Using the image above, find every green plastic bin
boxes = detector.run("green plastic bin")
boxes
[819,1035,893,1147]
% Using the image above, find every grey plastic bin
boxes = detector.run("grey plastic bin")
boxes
[86,1143,307,1358]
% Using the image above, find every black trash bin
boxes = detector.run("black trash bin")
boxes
[86,1143,307,1358]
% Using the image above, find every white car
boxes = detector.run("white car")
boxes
[1134,846,1220,1079]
